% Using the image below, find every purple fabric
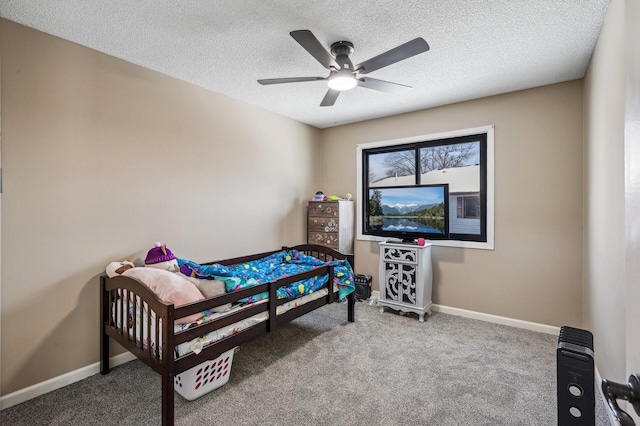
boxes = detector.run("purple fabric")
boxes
[145,243,176,265]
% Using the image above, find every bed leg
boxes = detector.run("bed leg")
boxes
[100,276,110,375]
[162,373,174,426]
[100,329,110,375]
[348,292,355,322]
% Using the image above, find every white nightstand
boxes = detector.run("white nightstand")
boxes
[378,241,433,322]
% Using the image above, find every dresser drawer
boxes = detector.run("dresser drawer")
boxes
[308,217,339,233]
[382,247,418,264]
[308,202,339,217]
[308,232,339,248]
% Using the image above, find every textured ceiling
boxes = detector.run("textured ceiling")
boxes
[0,0,610,128]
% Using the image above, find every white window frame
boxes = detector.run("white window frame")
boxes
[356,125,494,250]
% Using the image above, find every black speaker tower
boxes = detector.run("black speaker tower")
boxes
[557,326,595,425]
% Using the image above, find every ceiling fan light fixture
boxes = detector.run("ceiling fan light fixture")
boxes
[327,74,357,91]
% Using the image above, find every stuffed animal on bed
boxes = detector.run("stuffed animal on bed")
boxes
[145,242,180,272]
[105,260,135,278]
[145,242,230,311]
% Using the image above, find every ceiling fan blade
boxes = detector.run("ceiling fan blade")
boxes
[356,38,430,75]
[357,77,412,94]
[258,77,326,85]
[290,30,339,69]
[320,89,340,107]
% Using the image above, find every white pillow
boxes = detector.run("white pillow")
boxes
[179,274,231,312]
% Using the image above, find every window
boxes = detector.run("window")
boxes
[356,126,494,250]
[458,196,480,219]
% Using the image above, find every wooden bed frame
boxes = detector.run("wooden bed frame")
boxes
[100,244,355,426]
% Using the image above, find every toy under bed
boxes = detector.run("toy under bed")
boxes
[101,244,355,426]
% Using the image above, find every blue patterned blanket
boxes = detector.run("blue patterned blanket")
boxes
[178,249,354,304]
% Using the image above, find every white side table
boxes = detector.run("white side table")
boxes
[378,241,433,322]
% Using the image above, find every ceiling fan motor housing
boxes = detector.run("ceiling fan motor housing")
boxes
[330,41,355,71]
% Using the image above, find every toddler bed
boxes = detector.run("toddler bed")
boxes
[100,244,355,426]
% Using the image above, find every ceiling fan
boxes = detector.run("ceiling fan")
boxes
[258,30,430,107]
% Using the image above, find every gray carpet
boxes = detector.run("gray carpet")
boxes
[1,302,611,425]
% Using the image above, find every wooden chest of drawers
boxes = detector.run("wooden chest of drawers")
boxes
[307,200,354,254]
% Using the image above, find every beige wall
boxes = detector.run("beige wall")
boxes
[583,0,626,382]
[0,20,321,395]
[321,81,584,327]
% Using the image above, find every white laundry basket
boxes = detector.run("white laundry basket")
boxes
[174,347,236,400]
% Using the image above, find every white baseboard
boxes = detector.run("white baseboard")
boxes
[0,351,136,410]
[370,291,560,335]
[431,304,562,335]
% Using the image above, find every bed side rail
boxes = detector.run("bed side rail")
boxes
[173,282,271,345]
[174,265,333,343]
